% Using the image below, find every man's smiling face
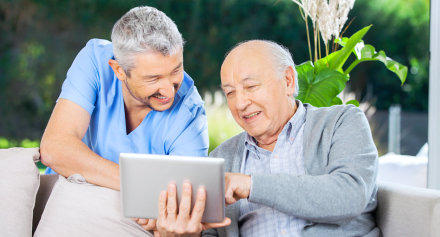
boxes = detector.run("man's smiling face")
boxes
[220,42,296,142]
[124,49,184,111]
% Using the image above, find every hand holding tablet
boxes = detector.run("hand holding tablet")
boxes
[155,182,231,236]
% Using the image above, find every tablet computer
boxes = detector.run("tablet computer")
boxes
[119,153,225,223]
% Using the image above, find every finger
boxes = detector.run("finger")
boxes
[189,186,207,224]
[225,187,236,205]
[158,190,167,220]
[178,181,192,219]
[202,217,232,230]
[145,219,157,230]
[137,218,148,225]
[166,183,178,218]
[153,230,161,237]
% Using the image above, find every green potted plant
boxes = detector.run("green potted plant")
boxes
[291,0,408,107]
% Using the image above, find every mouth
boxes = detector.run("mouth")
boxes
[152,94,172,104]
[242,111,261,121]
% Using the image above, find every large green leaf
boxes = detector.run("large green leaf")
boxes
[347,42,408,84]
[296,62,349,107]
[295,61,314,83]
[326,25,372,70]
[295,25,407,108]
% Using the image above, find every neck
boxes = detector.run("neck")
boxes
[121,81,151,134]
[121,80,151,113]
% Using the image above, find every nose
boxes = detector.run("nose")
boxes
[158,78,176,98]
[235,89,250,111]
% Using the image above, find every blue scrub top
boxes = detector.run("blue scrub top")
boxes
[45,39,208,174]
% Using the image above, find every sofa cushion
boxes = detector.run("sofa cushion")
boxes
[0,147,40,237]
[33,174,58,234]
[34,174,153,237]
[376,181,440,237]
[377,153,427,188]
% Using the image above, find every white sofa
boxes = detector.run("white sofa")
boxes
[376,181,440,237]
[1,148,440,237]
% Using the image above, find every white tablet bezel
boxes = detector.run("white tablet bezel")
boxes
[119,153,225,223]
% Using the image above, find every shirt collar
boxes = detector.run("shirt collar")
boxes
[285,100,306,141]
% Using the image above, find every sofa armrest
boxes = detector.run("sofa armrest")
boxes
[33,174,58,234]
[376,181,440,237]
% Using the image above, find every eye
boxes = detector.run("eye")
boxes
[171,68,182,75]
[147,78,160,83]
[225,90,235,97]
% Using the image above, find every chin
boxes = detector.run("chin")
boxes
[151,103,173,111]
[243,128,260,138]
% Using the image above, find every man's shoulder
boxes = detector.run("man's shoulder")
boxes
[304,103,363,122]
[77,38,114,64]
[209,132,246,158]
[176,73,205,116]
[303,103,368,137]
[85,38,112,46]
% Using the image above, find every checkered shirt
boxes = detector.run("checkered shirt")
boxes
[239,100,307,237]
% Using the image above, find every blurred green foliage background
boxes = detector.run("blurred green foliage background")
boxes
[0,0,430,149]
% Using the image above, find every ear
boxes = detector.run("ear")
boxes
[284,66,296,97]
[108,59,127,81]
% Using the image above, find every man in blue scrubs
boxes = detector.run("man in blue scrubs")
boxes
[40,6,208,201]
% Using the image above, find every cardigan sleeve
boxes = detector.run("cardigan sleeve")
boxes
[248,106,378,223]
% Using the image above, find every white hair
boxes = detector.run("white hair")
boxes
[226,40,299,97]
[111,6,184,75]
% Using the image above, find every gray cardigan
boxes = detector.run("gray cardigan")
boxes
[203,104,380,237]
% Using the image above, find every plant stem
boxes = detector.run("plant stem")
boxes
[332,35,338,52]
[305,17,312,62]
[298,5,306,20]
[297,5,312,62]
[314,26,318,62]
[325,42,329,58]
[344,59,361,75]
[318,29,322,60]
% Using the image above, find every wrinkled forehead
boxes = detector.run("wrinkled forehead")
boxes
[221,44,276,85]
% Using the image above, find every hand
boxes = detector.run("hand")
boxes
[132,218,157,231]
[224,172,251,205]
[156,182,231,237]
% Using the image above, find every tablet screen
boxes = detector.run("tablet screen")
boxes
[119,153,225,223]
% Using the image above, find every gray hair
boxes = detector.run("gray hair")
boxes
[226,40,299,97]
[111,6,184,75]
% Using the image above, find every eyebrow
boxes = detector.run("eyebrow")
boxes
[143,62,183,79]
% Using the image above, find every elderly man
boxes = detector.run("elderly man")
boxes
[157,40,379,237]
[37,6,214,235]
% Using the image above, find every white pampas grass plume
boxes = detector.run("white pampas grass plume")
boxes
[335,0,355,35]
[292,0,355,40]
[292,0,318,26]
[317,0,334,43]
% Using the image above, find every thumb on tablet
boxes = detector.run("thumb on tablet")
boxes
[202,217,231,230]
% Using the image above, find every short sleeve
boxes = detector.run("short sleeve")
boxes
[58,40,100,115]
